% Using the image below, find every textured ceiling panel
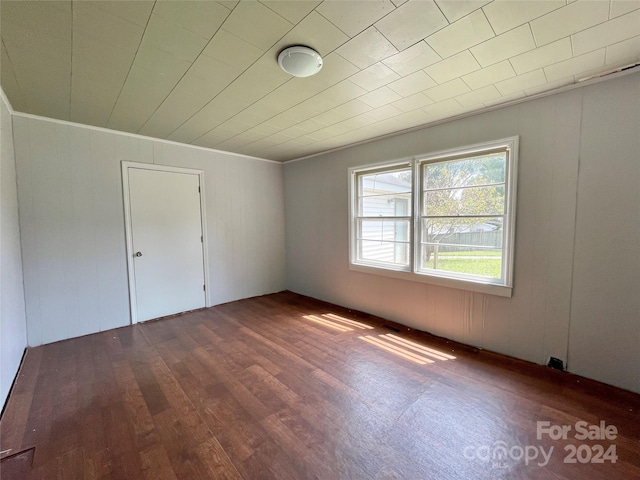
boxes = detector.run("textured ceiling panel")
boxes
[1,0,639,162]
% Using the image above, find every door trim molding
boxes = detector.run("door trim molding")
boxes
[121,161,211,324]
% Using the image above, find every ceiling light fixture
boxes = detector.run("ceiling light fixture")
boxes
[278,46,323,77]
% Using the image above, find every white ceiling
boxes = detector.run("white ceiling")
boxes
[1,0,639,162]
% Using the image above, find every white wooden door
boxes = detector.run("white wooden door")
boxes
[126,166,206,322]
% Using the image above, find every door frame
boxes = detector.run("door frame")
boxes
[121,161,211,324]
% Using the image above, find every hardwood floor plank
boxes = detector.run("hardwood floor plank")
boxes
[1,292,638,479]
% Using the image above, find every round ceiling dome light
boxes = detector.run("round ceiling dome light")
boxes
[278,46,323,77]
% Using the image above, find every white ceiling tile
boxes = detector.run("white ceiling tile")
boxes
[336,27,398,69]
[424,78,471,102]
[605,35,640,66]
[6,44,71,92]
[188,54,240,85]
[434,0,491,23]
[108,93,168,133]
[72,33,135,84]
[71,76,121,127]
[391,92,433,112]
[333,99,373,118]
[426,10,494,59]
[138,57,239,137]
[295,118,327,133]
[359,86,403,108]
[2,22,71,65]
[142,13,210,62]
[7,41,70,118]
[0,45,27,112]
[275,94,324,120]
[218,1,240,11]
[529,0,610,46]
[494,69,547,95]
[572,9,640,56]
[259,0,322,23]
[133,44,192,81]
[288,98,335,123]
[455,84,501,107]
[167,104,228,144]
[375,0,449,51]
[152,1,230,38]
[195,125,242,147]
[17,75,70,119]
[221,58,290,106]
[387,70,437,96]
[220,0,292,49]
[341,114,378,129]
[1,0,72,40]
[424,50,480,84]
[544,49,606,81]
[349,63,400,91]
[73,2,144,50]
[422,98,463,117]
[273,11,349,57]
[461,60,515,90]
[202,30,264,69]
[394,109,430,128]
[314,80,368,108]
[367,104,403,121]
[508,38,572,75]
[470,24,536,67]
[316,0,396,37]
[482,0,565,35]
[610,0,640,18]
[4,0,640,162]
[90,1,154,27]
[299,52,360,88]
[249,123,281,136]
[264,115,300,130]
[232,108,275,127]
[382,41,441,76]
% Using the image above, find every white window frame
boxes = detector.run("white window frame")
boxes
[349,136,518,297]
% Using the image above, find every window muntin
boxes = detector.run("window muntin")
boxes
[350,138,517,295]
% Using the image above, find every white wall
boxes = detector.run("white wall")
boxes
[284,72,640,394]
[1,92,27,407]
[12,115,286,346]
[568,75,640,393]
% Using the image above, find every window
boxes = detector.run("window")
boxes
[349,137,518,297]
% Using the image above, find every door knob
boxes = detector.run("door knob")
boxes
[135,251,143,257]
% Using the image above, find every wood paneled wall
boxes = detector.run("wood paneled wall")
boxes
[12,117,286,346]
[1,92,27,407]
[284,72,640,394]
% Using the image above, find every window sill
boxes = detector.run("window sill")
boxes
[349,263,513,297]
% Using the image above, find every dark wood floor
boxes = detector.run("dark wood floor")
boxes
[1,291,639,480]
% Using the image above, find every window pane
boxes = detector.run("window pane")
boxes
[358,218,410,266]
[420,217,502,278]
[423,153,505,190]
[422,217,503,246]
[420,244,502,279]
[360,193,411,217]
[359,169,412,195]
[424,185,505,216]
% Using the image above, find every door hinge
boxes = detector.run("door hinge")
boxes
[198,186,201,193]
[203,284,206,291]
[201,235,203,243]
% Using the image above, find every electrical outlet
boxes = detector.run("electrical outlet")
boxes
[547,357,564,371]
